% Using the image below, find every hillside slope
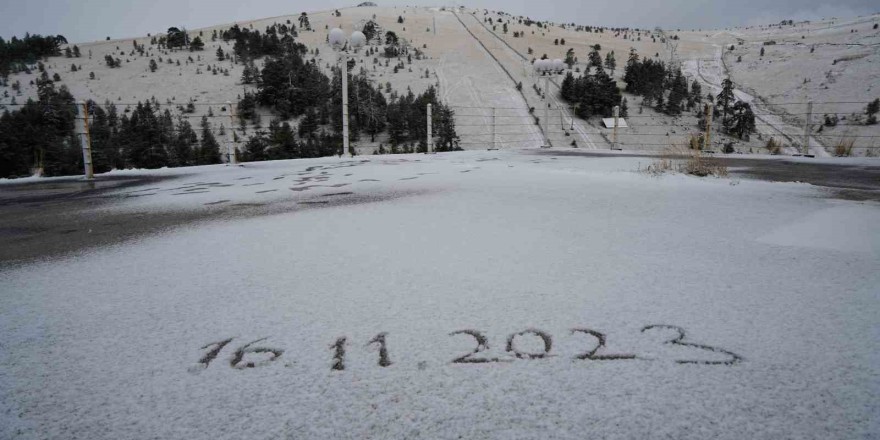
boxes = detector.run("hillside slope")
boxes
[1,6,878,156]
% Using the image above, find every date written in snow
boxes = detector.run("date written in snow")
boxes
[194,325,742,371]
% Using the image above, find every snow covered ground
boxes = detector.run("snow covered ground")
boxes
[1,150,878,439]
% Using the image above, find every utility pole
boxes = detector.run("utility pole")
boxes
[612,105,620,150]
[226,101,237,165]
[543,76,551,147]
[341,53,350,158]
[426,103,433,153]
[558,104,564,135]
[802,101,813,156]
[704,103,713,151]
[76,101,94,179]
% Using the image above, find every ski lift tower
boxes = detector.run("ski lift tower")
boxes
[533,59,566,148]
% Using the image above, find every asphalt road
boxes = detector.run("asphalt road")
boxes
[538,150,880,201]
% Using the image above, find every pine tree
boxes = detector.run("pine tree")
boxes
[690,79,702,103]
[196,116,221,164]
[665,70,688,115]
[149,59,158,72]
[604,51,616,74]
[189,36,205,51]
[216,47,225,61]
[561,48,576,68]
[716,78,735,127]
[170,117,196,166]
[730,101,755,139]
[865,98,879,125]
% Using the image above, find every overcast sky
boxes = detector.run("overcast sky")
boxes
[1,0,876,43]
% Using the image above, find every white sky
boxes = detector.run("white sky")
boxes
[0,0,875,43]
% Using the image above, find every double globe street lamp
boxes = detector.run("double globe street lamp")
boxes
[329,28,366,157]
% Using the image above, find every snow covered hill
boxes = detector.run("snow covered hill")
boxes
[2,6,877,156]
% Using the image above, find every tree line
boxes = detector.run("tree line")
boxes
[0,23,460,178]
[0,75,227,178]
[0,33,67,77]
[557,45,625,119]
[236,33,459,160]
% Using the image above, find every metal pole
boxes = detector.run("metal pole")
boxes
[342,52,350,157]
[426,103,433,153]
[802,101,812,156]
[704,103,713,151]
[492,107,496,149]
[544,76,551,147]
[226,101,237,165]
[77,101,94,179]
[558,104,563,134]
[612,105,619,150]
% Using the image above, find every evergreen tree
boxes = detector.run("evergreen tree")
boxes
[166,27,188,50]
[690,79,702,103]
[216,47,225,61]
[665,70,688,115]
[195,116,221,164]
[604,51,616,74]
[564,48,576,68]
[588,46,603,71]
[189,36,205,51]
[169,116,197,166]
[716,78,735,127]
[729,101,755,139]
[865,98,879,125]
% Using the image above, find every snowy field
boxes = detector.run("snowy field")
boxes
[1,150,879,439]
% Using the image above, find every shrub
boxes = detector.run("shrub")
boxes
[834,137,855,157]
[765,138,782,155]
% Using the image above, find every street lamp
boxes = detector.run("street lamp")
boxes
[330,28,366,158]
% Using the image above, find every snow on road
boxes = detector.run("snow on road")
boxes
[1,150,878,439]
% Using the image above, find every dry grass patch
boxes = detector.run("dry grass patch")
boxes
[640,145,728,178]
[834,137,855,157]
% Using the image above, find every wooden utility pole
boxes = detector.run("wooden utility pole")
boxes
[226,101,237,165]
[76,101,94,179]
[612,105,620,150]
